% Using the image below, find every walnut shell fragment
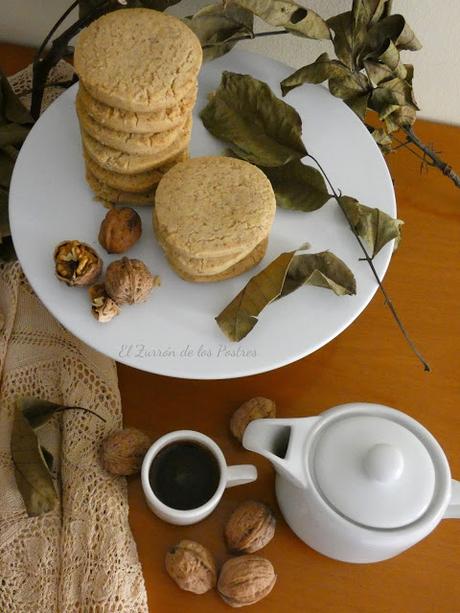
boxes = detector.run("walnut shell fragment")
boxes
[217,555,276,607]
[89,283,120,323]
[105,257,160,305]
[98,207,142,254]
[225,501,276,554]
[165,540,217,594]
[100,427,151,476]
[54,240,102,286]
[230,397,276,442]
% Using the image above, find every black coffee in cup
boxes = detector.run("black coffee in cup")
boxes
[149,441,220,510]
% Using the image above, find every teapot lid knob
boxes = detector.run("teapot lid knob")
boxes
[363,443,404,483]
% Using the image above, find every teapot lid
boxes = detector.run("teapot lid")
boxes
[312,414,436,529]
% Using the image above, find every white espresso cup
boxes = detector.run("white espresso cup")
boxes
[141,430,258,525]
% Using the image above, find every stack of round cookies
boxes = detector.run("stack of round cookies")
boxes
[74,8,202,205]
[154,157,276,282]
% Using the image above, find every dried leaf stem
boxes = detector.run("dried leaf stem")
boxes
[403,127,460,188]
[203,29,288,49]
[307,152,431,371]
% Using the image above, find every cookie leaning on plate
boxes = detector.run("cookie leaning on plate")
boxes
[74,9,202,112]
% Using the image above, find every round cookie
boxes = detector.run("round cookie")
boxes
[154,157,276,258]
[77,83,197,134]
[74,9,202,112]
[76,95,188,155]
[81,116,192,174]
[164,238,269,283]
[84,148,188,193]
[86,168,157,206]
[153,211,258,275]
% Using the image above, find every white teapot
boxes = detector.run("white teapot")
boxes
[243,402,460,563]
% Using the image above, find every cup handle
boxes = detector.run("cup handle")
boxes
[226,464,258,488]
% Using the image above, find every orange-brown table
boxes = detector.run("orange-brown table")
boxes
[2,42,460,613]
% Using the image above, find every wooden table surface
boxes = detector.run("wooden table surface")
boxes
[2,42,460,613]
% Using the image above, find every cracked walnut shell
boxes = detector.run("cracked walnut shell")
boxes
[165,540,217,594]
[225,501,276,554]
[100,427,151,476]
[88,284,120,322]
[105,257,160,305]
[217,555,276,607]
[230,397,276,442]
[98,207,142,254]
[54,240,102,286]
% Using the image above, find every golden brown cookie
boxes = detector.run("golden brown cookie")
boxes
[154,157,276,258]
[77,83,197,134]
[153,211,258,275]
[74,9,202,112]
[81,116,192,174]
[77,95,189,155]
[164,238,269,283]
[86,168,157,206]
[84,148,188,193]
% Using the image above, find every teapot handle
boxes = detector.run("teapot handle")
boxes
[444,479,460,519]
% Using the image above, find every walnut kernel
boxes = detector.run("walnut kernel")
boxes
[100,427,151,476]
[54,240,102,286]
[88,284,120,323]
[98,207,142,254]
[230,397,276,442]
[217,555,276,607]
[165,540,217,594]
[105,257,160,305]
[225,501,276,554]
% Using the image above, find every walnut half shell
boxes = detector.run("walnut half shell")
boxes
[105,257,160,305]
[217,555,276,607]
[225,501,276,554]
[165,540,217,594]
[54,240,102,286]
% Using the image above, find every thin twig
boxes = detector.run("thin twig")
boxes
[404,127,460,188]
[54,406,107,423]
[203,29,289,49]
[37,0,79,57]
[308,153,431,372]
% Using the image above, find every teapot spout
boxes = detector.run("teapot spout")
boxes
[242,417,319,489]
[444,479,460,519]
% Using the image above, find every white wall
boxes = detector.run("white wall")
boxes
[1,1,458,125]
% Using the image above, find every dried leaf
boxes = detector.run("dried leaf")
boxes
[216,247,356,341]
[345,93,370,120]
[352,0,386,31]
[0,71,33,126]
[364,59,393,85]
[184,3,254,61]
[370,77,418,114]
[371,128,393,154]
[327,12,354,69]
[235,0,330,39]
[259,160,330,211]
[11,402,58,516]
[200,71,307,166]
[366,14,422,52]
[339,195,403,257]
[280,52,351,96]
[20,397,105,429]
[384,104,416,132]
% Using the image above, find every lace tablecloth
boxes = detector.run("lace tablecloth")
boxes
[0,64,148,613]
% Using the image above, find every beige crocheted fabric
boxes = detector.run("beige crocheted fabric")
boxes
[0,67,148,613]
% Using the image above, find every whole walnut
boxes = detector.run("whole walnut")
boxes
[100,427,151,476]
[54,240,102,287]
[98,207,142,254]
[165,540,217,594]
[230,397,276,442]
[105,257,160,305]
[225,501,276,554]
[217,555,276,607]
